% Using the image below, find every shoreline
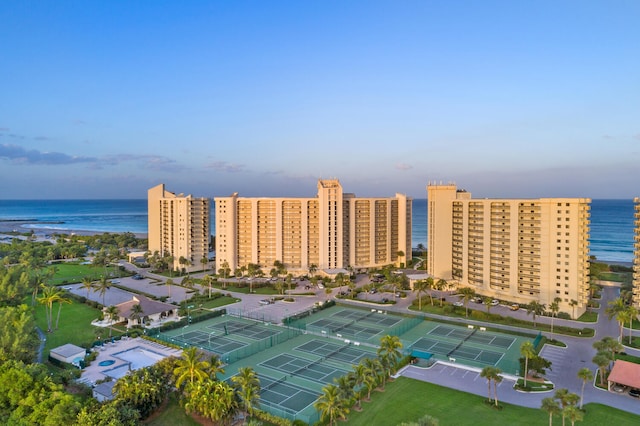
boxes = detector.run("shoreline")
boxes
[0,221,148,239]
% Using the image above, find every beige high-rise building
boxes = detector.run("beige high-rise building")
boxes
[148,184,210,273]
[633,197,640,308]
[427,183,591,318]
[215,179,412,273]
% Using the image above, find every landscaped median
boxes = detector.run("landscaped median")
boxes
[409,302,595,338]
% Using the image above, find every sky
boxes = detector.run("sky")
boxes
[1,1,639,200]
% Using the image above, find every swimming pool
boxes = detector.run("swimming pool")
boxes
[112,346,167,370]
[98,359,115,366]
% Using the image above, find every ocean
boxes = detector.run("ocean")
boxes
[0,198,635,263]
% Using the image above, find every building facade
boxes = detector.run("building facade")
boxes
[215,179,412,273]
[633,197,640,308]
[148,184,210,273]
[427,183,591,318]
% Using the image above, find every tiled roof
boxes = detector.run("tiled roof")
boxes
[114,294,176,318]
[608,359,640,389]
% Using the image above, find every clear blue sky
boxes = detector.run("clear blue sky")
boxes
[1,1,638,199]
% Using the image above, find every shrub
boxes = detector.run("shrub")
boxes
[470,311,487,320]
[557,312,571,320]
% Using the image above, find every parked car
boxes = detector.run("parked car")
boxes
[510,304,520,311]
[317,283,324,289]
[629,388,640,398]
[453,301,464,307]
[491,299,500,306]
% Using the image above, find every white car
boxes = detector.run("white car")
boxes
[491,299,500,306]
[453,301,464,307]
[317,283,325,289]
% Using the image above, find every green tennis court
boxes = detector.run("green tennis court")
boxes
[258,374,319,415]
[295,339,372,364]
[259,353,348,384]
[205,319,282,340]
[409,323,523,370]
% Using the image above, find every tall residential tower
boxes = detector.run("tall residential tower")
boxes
[148,184,210,273]
[633,197,640,308]
[427,183,591,318]
[215,179,412,274]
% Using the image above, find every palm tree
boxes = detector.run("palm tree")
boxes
[549,297,561,337]
[480,366,496,403]
[200,256,209,272]
[626,304,639,344]
[54,292,71,330]
[554,389,579,426]
[569,299,578,319]
[314,384,347,426]
[563,405,583,426]
[202,274,214,298]
[492,368,503,407]
[105,305,120,338]
[231,367,261,419]
[174,347,211,389]
[81,277,94,298]
[308,263,318,278]
[412,279,430,310]
[95,276,111,307]
[606,297,627,342]
[576,367,593,409]
[483,296,493,314]
[129,303,143,325]
[362,358,383,399]
[334,374,355,403]
[526,301,546,328]
[436,279,448,306]
[520,341,536,387]
[37,284,60,332]
[165,278,174,298]
[459,287,476,318]
[350,363,367,409]
[378,335,403,376]
[207,354,226,379]
[541,397,561,426]
[592,351,612,386]
[593,336,623,361]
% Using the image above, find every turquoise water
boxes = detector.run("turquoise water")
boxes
[0,198,634,262]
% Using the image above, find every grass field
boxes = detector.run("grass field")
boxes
[143,394,201,426]
[48,262,122,285]
[344,377,639,426]
[33,299,115,352]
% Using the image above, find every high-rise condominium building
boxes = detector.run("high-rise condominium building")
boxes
[427,183,591,318]
[215,179,412,274]
[633,197,640,308]
[148,184,210,273]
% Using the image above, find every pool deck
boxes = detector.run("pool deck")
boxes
[79,337,182,386]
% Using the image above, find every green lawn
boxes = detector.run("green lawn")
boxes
[144,394,201,426]
[34,299,110,352]
[344,377,639,426]
[598,272,632,284]
[577,311,598,322]
[48,262,122,285]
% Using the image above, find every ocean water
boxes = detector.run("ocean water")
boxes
[0,198,634,262]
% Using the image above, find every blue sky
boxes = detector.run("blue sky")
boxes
[1,1,639,199]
